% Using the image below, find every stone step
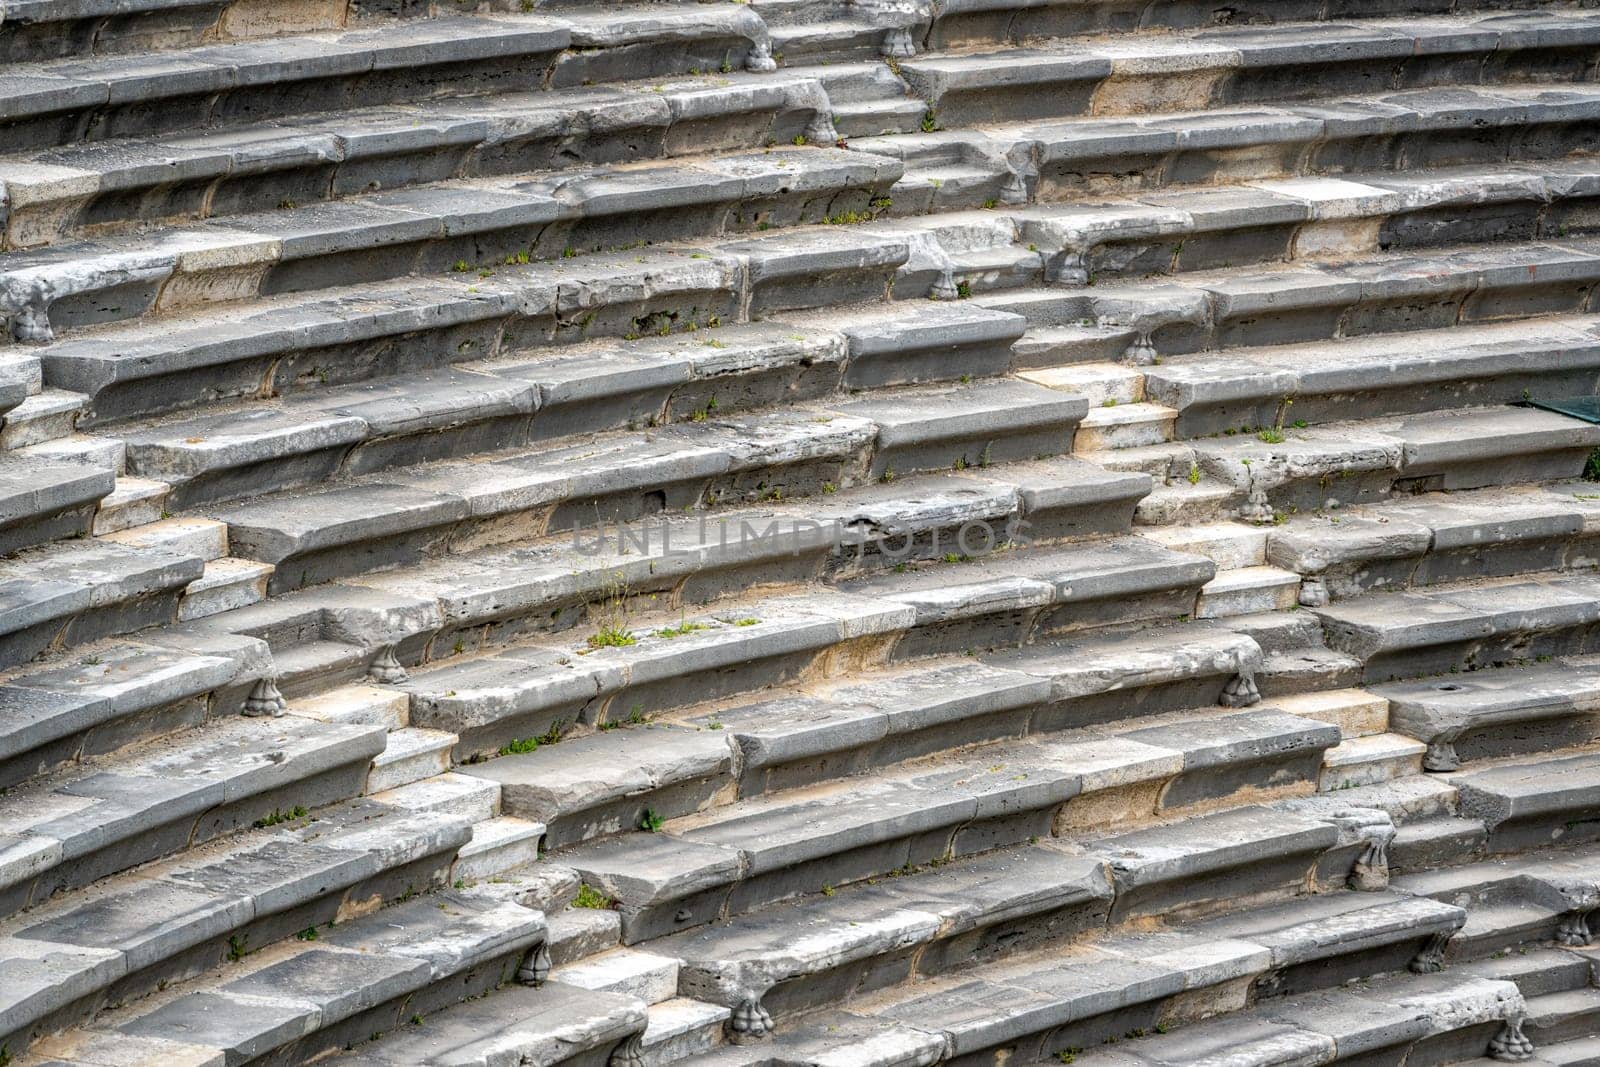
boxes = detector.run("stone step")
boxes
[846,916,1516,1067]
[202,379,1083,591]
[450,815,545,886]
[1313,571,1600,683]
[459,615,1281,851]
[0,146,898,343]
[177,555,273,621]
[639,997,730,1067]
[0,628,271,789]
[1146,314,1600,441]
[833,97,926,138]
[325,459,1145,662]
[979,237,1600,371]
[0,713,387,920]
[0,71,836,251]
[1055,971,1529,1067]
[365,725,457,794]
[1318,732,1427,792]
[20,431,125,472]
[653,841,1112,1034]
[1021,361,1143,406]
[554,712,1340,944]
[1270,688,1388,739]
[1457,947,1598,1000]
[1143,520,1266,569]
[102,514,228,560]
[321,980,645,1066]
[1193,405,1600,525]
[1452,749,1600,854]
[868,82,1600,213]
[1390,815,1489,877]
[0,15,577,153]
[406,560,1245,765]
[58,886,547,1067]
[295,684,412,731]
[0,787,476,1058]
[1375,658,1600,773]
[767,17,883,64]
[86,476,170,535]
[0,388,85,449]
[0,454,115,555]
[921,0,1571,50]
[1073,401,1176,452]
[98,307,1027,510]
[1194,564,1300,620]
[1525,988,1600,1047]
[0,536,204,670]
[1268,484,1600,607]
[900,12,1600,129]
[0,0,359,62]
[1532,1036,1600,1067]
[552,945,679,1005]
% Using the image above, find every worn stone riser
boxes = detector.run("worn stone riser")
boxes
[9,151,895,346]
[922,0,1571,51]
[915,45,1600,134]
[2,757,374,922]
[1023,124,1600,204]
[1346,624,1600,686]
[0,0,362,64]
[419,586,1216,766]
[1311,547,1600,606]
[7,102,824,254]
[1173,364,1600,443]
[2,54,565,154]
[0,846,457,1057]
[213,949,525,1067]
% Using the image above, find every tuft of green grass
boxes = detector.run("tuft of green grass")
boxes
[573,884,614,909]
[253,806,308,829]
[639,807,665,832]
[588,624,637,649]
[1585,447,1600,482]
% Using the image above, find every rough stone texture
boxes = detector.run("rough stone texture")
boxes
[8,3,1600,1066]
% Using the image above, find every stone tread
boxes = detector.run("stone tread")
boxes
[0,712,387,916]
[0,788,476,1050]
[0,70,837,248]
[80,887,546,1067]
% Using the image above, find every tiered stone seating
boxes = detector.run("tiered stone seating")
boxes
[4,0,1600,1065]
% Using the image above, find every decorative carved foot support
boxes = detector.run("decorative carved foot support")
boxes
[1423,739,1461,773]
[728,998,773,1044]
[746,40,778,72]
[368,646,408,685]
[1298,575,1329,608]
[10,302,53,344]
[1219,672,1261,708]
[1409,931,1449,974]
[806,112,841,145]
[1239,488,1273,525]
[1557,910,1593,947]
[516,941,552,986]
[1048,250,1088,286]
[1349,834,1391,892]
[1000,170,1029,205]
[929,269,960,301]
[880,26,915,56]
[242,678,287,718]
[1123,333,1157,366]
[1488,1016,1535,1062]
[608,1035,646,1067]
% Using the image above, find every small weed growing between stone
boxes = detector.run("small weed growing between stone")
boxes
[253,805,308,828]
[639,808,665,832]
[573,884,614,909]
